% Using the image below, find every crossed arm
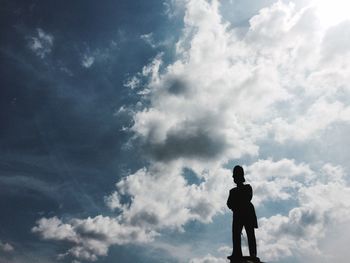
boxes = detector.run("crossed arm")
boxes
[226,185,253,210]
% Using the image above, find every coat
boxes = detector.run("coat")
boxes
[227,184,258,228]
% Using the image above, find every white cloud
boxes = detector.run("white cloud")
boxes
[81,55,95,68]
[104,158,350,262]
[80,41,119,68]
[245,159,315,205]
[123,75,141,90]
[141,33,157,48]
[28,28,54,58]
[314,223,350,263]
[321,21,350,62]
[33,159,350,262]
[106,163,231,229]
[270,98,350,142]
[32,215,157,261]
[190,254,226,263]
[129,0,350,164]
[32,162,232,261]
[32,217,78,242]
[140,32,171,49]
[249,160,350,261]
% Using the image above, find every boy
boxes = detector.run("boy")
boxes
[227,165,259,262]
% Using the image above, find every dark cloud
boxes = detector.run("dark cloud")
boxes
[145,126,227,162]
[130,210,160,227]
[166,78,188,95]
[278,208,321,238]
[190,199,214,220]
[74,226,109,241]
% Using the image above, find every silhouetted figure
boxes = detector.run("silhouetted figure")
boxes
[227,165,259,262]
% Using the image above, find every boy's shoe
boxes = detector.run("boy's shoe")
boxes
[227,255,242,261]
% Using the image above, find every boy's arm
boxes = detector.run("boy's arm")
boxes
[247,185,253,201]
[227,189,233,210]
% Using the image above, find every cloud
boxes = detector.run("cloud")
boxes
[190,254,226,263]
[245,159,315,205]
[0,241,14,253]
[27,28,54,58]
[321,20,350,62]
[105,163,231,229]
[32,215,157,261]
[129,0,350,164]
[104,158,350,262]
[249,161,350,261]
[140,32,170,49]
[140,33,157,48]
[80,41,119,68]
[270,98,350,142]
[81,55,95,68]
[189,246,232,263]
[32,161,232,261]
[314,223,350,263]
[143,123,228,161]
[124,75,141,90]
[32,217,78,242]
[33,159,350,262]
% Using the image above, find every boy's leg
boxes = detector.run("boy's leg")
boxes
[245,226,257,257]
[233,222,243,258]
[231,218,234,256]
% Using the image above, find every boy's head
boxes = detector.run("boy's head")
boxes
[233,165,245,184]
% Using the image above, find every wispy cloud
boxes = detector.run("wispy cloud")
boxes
[80,41,119,69]
[140,33,157,48]
[0,240,14,253]
[81,54,95,68]
[27,28,54,58]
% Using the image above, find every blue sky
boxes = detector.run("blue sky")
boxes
[1,0,350,262]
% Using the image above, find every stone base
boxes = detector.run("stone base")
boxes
[227,256,264,263]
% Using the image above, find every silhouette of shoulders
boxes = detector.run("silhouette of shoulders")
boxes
[228,184,253,205]
[227,183,257,228]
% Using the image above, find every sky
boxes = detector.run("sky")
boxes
[1,0,350,262]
